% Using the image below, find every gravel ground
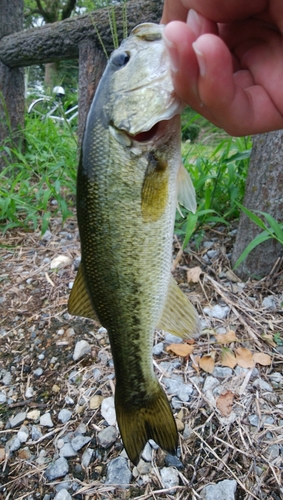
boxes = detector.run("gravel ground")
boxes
[0,217,283,500]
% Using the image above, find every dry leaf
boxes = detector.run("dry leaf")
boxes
[216,390,235,417]
[166,343,194,357]
[253,352,272,366]
[221,347,237,369]
[235,347,255,368]
[199,352,215,373]
[261,334,276,347]
[214,330,237,344]
[187,266,202,283]
[191,354,200,373]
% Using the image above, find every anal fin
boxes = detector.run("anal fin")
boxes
[157,275,201,339]
[68,264,97,321]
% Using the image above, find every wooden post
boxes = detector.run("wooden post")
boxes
[78,41,106,147]
[0,0,25,168]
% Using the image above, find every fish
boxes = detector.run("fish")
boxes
[68,22,201,466]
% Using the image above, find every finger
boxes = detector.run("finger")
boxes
[161,0,188,24]
[189,34,283,135]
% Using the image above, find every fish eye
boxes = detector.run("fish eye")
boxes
[111,51,130,67]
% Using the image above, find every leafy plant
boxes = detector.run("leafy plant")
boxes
[0,116,77,234]
[233,204,283,269]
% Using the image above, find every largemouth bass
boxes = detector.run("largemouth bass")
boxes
[68,23,201,465]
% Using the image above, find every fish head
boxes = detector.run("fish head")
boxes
[101,23,184,138]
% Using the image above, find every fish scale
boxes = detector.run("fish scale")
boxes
[68,23,201,465]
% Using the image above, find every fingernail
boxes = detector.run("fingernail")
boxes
[187,9,201,36]
[163,33,179,73]
[192,42,206,77]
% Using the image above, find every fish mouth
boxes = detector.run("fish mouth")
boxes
[128,122,160,142]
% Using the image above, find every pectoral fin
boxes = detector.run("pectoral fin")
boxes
[157,275,200,339]
[177,162,196,214]
[68,264,97,320]
[141,152,169,222]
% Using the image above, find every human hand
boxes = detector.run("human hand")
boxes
[161,0,283,136]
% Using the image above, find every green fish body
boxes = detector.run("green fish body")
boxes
[68,23,200,465]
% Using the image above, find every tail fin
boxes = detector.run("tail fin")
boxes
[115,384,178,465]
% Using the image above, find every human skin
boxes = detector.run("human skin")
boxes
[161,0,283,136]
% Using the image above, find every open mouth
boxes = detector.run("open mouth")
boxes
[128,122,159,142]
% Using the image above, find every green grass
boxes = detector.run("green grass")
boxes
[0,116,77,234]
[177,110,252,248]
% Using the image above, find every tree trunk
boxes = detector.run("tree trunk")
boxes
[0,0,163,68]
[0,0,24,168]
[78,42,106,147]
[44,61,60,90]
[231,131,283,280]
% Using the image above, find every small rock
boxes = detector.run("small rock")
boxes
[93,368,102,380]
[54,489,72,500]
[152,342,164,355]
[58,409,72,424]
[203,376,220,393]
[203,305,230,320]
[65,396,75,405]
[45,457,69,481]
[252,378,273,392]
[164,333,183,344]
[31,425,43,441]
[135,459,152,475]
[183,424,193,439]
[27,410,40,421]
[76,423,87,434]
[163,377,193,402]
[33,368,43,377]
[71,435,91,451]
[40,413,54,428]
[2,371,12,386]
[90,395,104,410]
[200,479,237,500]
[212,367,233,379]
[0,392,7,403]
[38,353,45,360]
[25,387,34,398]
[81,448,94,468]
[36,449,48,465]
[105,457,132,487]
[0,448,5,460]
[41,230,52,241]
[101,396,116,425]
[262,296,276,309]
[164,454,184,469]
[60,443,77,458]
[207,249,219,260]
[160,466,179,491]
[73,340,92,361]
[141,442,152,462]
[17,430,29,443]
[267,444,280,459]
[9,412,26,428]
[97,426,118,448]
[50,255,71,270]
[249,414,259,427]
[98,326,107,335]
[52,384,60,393]
[6,436,21,453]
[17,447,32,460]
[73,256,81,270]
[268,372,283,387]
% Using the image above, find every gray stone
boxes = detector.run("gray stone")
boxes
[203,305,230,319]
[73,340,92,361]
[203,376,220,393]
[81,448,94,468]
[207,250,219,260]
[25,387,34,398]
[6,436,21,453]
[268,372,283,387]
[75,423,87,434]
[41,230,52,241]
[17,430,29,443]
[136,459,151,475]
[101,396,116,426]
[2,371,12,386]
[0,392,6,403]
[92,368,102,380]
[71,435,91,451]
[212,367,233,379]
[159,360,181,372]
[54,488,72,500]
[141,442,152,462]
[160,466,179,490]
[31,425,43,441]
[249,414,259,427]
[33,368,43,377]
[201,479,237,500]
[65,396,74,405]
[267,444,280,459]
[164,333,183,344]
[40,413,54,428]
[97,426,118,448]
[60,443,77,458]
[152,342,164,355]
[164,454,184,469]
[105,457,131,487]
[9,411,26,428]
[45,457,69,481]
[58,409,72,424]
[163,377,193,402]
[262,296,276,309]
[171,396,182,409]
[252,378,273,392]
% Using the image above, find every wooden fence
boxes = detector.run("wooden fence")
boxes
[0,0,163,152]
